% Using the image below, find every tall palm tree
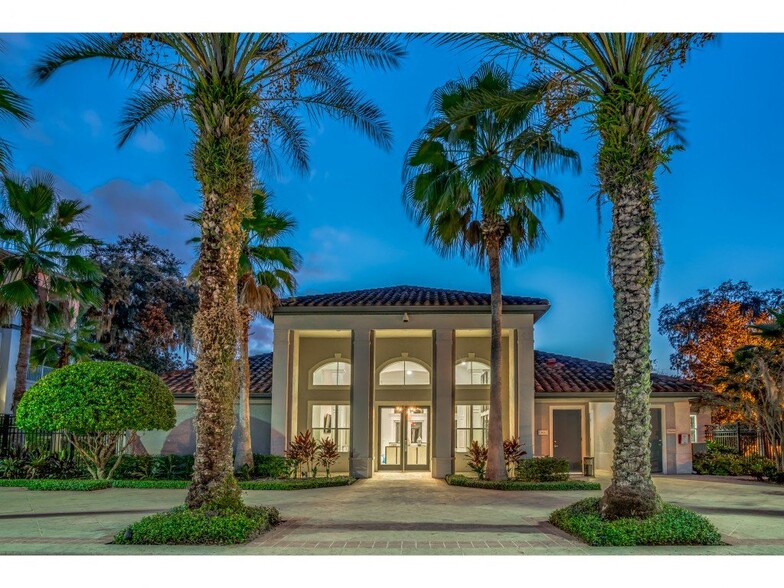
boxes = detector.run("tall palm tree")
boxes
[30,304,103,368]
[0,41,33,174]
[463,33,713,516]
[188,187,300,473]
[33,33,403,509]
[0,172,102,410]
[403,64,579,480]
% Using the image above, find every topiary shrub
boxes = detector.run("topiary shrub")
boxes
[516,456,570,482]
[15,361,175,480]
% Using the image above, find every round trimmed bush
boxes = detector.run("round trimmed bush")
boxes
[16,361,176,479]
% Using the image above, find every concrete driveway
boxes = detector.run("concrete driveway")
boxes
[0,473,782,554]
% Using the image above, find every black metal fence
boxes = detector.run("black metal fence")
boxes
[0,414,124,458]
[704,423,776,459]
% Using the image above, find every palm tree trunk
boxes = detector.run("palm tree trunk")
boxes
[234,306,254,472]
[185,100,253,510]
[11,308,33,412]
[600,182,659,519]
[484,236,506,481]
[58,345,70,368]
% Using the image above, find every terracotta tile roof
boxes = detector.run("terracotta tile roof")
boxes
[534,351,710,396]
[161,352,273,396]
[162,350,707,398]
[277,285,549,309]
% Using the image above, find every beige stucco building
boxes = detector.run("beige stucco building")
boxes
[154,285,709,478]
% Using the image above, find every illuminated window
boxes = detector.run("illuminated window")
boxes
[455,359,491,385]
[379,360,430,386]
[312,360,351,386]
[690,414,698,443]
[311,405,350,452]
[455,404,489,452]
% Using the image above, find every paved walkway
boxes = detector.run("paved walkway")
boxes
[0,473,782,554]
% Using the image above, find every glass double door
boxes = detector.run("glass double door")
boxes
[377,406,429,471]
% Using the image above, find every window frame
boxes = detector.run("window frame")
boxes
[309,357,352,389]
[377,357,431,387]
[454,403,490,452]
[309,403,351,453]
[455,357,492,387]
[690,414,698,444]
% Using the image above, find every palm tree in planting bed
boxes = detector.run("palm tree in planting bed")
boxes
[30,304,104,368]
[33,33,403,509]
[188,186,300,472]
[0,173,102,410]
[402,64,579,480]
[458,33,713,515]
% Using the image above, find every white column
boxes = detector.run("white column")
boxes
[270,327,291,455]
[350,328,373,478]
[516,317,535,457]
[432,329,454,478]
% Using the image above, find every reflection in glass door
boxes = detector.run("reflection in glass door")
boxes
[377,406,429,471]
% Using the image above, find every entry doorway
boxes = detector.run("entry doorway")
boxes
[377,406,430,471]
[552,408,583,472]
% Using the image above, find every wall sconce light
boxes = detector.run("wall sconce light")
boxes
[402,312,410,323]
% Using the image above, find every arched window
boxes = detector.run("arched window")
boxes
[312,360,352,386]
[379,359,430,386]
[455,358,491,385]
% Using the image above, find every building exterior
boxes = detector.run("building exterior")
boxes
[0,313,49,414]
[152,285,710,478]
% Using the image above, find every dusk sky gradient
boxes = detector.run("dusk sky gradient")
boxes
[1,33,782,373]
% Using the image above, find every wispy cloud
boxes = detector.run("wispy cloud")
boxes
[132,130,165,153]
[53,175,197,263]
[81,110,102,137]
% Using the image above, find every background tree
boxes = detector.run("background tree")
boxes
[30,304,103,368]
[15,361,176,479]
[717,310,784,473]
[0,41,33,174]
[459,33,713,517]
[89,233,197,372]
[35,33,403,509]
[0,173,102,410]
[188,187,300,472]
[403,64,579,480]
[658,280,783,423]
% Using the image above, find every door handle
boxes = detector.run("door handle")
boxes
[553,442,559,448]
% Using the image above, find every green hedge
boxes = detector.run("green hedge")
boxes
[693,449,778,480]
[114,505,281,545]
[515,457,571,482]
[252,454,290,479]
[240,476,355,490]
[549,498,722,546]
[0,479,111,491]
[111,479,190,489]
[446,474,599,491]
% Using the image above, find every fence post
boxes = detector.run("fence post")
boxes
[736,422,742,454]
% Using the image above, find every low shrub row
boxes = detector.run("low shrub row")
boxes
[446,474,599,491]
[693,443,780,481]
[0,448,87,480]
[0,476,356,491]
[0,478,111,491]
[515,457,571,482]
[240,476,355,490]
[114,505,281,545]
[549,497,723,546]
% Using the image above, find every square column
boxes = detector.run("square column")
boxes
[432,329,455,478]
[515,318,535,458]
[350,328,373,478]
[270,328,292,455]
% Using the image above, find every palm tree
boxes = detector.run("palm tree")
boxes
[0,41,33,174]
[188,187,300,473]
[33,33,403,509]
[0,172,102,410]
[403,64,579,480]
[464,33,713,516]
[30,304,103,368]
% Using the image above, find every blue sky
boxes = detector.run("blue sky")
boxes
[1,33,782,372]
